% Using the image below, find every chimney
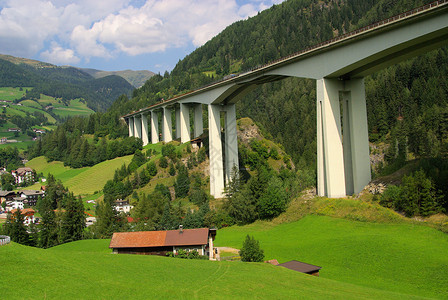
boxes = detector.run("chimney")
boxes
[179,225,183,233]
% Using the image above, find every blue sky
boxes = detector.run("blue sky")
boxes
[0,0,284,73]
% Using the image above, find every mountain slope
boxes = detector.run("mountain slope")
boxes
[0,57,135,111]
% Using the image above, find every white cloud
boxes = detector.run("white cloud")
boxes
[0,0,285,64]
[40,42,80,64]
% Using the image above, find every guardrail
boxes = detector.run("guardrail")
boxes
[0,235,11,246]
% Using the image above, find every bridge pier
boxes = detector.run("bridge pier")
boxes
[141,114,149,146]
[162,107,173,142]
[151,110,159,144]
[128,117,135,137]
[208,104,239,198]
[194,104,203,138]
[180,103,191,143]
[175,107,181,139]
[134,115,142,140]
[223,104,238,183]
[316,78,370,198]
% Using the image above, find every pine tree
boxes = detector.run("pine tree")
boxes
[59,193,86,244]
[174,166,190,198]
[38,194,59,248]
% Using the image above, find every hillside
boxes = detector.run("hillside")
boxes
[0,56,134,111]
[1,208,446,299]
[26,155,134,196]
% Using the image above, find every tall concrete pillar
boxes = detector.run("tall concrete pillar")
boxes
[162,107,172,142]
[134,115,142,139]
[194,104,203,138]
[151,111,159,144]
[342,79,371,195]
[180,103,191,143]
[128,117,135,137]
[208,104,224,198]
[316,78,346,198]
[175,107,181,139]
[141,114,149,146]
[224,104,238,183]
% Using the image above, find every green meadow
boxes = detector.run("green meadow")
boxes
[0,239,428,299]
[0,87,30,101]
[215,215,448,299]
[26,155,133,195]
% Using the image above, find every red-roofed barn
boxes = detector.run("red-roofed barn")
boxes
[109,227,217,260]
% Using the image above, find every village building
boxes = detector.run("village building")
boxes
[10,208,36,225]
[6,196,25,211]
[278,260,322,276]
[7,128,21,132]
[0,191,17,207]
[11,167,34,185]
[19,190,45,207]
[114,199,133,214]
[109,227,217,260]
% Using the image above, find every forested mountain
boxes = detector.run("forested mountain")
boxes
[0,57,134,111]
[108,0,447,166]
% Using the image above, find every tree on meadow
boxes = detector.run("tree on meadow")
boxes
[58,193,86,244]
[239,235,264,262]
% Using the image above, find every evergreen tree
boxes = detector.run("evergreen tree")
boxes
[59,193,86,243]
[38,195,59,248]
[174,166,190,198]
[239,235,264,262]
[5,209,30,245]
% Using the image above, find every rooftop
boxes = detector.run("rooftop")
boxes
[109,228,212,249]
[278,260,322,274]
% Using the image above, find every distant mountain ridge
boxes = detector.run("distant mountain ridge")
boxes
[0,54,136,111]
[0,54,155,88]
[80,68,155,88]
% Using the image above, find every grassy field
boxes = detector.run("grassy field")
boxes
[26,155,133,195]
[0,87,30,101]
[51,99,94,118]
[0,240,427,299]
[214,215,448,299]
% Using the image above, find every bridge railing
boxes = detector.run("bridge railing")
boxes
[251,0,447,72]
[0,235,11,246]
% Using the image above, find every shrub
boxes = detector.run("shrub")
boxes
[239,235,264,262]
[159,157,168,168]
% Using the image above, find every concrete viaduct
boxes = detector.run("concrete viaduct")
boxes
[123,1,448,198]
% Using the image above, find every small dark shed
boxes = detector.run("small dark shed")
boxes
[278,260,322,276]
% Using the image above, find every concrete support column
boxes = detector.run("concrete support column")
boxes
[150,111,159,144]
[141,114,149,146]
[208,104,224,198]
[343,79,371,195]
[128,117,135,137]
[180,103,191,143]
[134,115,142,139]
[316,78,346,198]
[175,107,181,139]
[223,104,239,183]
[194,104,203,138]
[162,107,172,142]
